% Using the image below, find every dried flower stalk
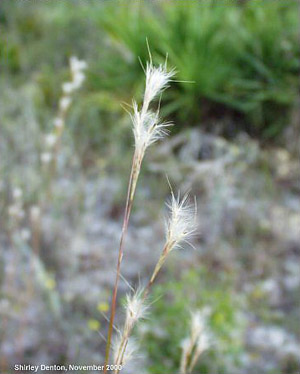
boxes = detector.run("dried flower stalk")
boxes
[104,60,175,369]
[112,193,196,372]
[41,56,87,177]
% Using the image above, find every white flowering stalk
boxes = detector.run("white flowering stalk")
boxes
[130,102,171,200]
[149,192,196,286]
[180,309,211,374]
[41,56,87,171]
[113,289,148,371]
[133,61,175,162]
[113,192,196,371]
[105,60,175,368]
[129,61,175,200]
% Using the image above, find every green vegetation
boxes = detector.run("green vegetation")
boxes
[139,268,246,374]
[1,2,299,373]
[1,0,299,143]
[97,0,300,138]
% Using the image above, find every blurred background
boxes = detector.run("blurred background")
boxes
[0,1,299,373]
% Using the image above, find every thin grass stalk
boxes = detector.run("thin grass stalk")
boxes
[112,243,176,374]
[105,57,175,369]
[104,151,142,368]
[107,155,152,371]
[114,324,131,369]
[112,193,196,371]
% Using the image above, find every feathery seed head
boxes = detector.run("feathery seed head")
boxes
[131,101,171,158]
[129,59,174,160]
[113,335,138,366]
[144,62,175,107]
[150,193,196,285]
[195,332,211,354]
[121,338,138,366]
[190,309,210,343]
[165,193,196,251]
[125,288,148,329]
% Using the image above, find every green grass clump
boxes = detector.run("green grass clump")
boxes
[139,267,246,374]
[1,0,299,145]
[96,0,299,139]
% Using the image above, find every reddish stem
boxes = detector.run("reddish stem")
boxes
[104,154,138,370]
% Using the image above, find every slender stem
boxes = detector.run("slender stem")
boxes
[114,327,130,372]
[111,242,172,372]
[144,242,171,298]
[104,153,141,370]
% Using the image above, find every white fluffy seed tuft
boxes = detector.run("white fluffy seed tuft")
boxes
[129,59,175,160]
[131,101,171,158]
[144,62,176,107]
[125,288,149,329]
[165,193,196,251]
